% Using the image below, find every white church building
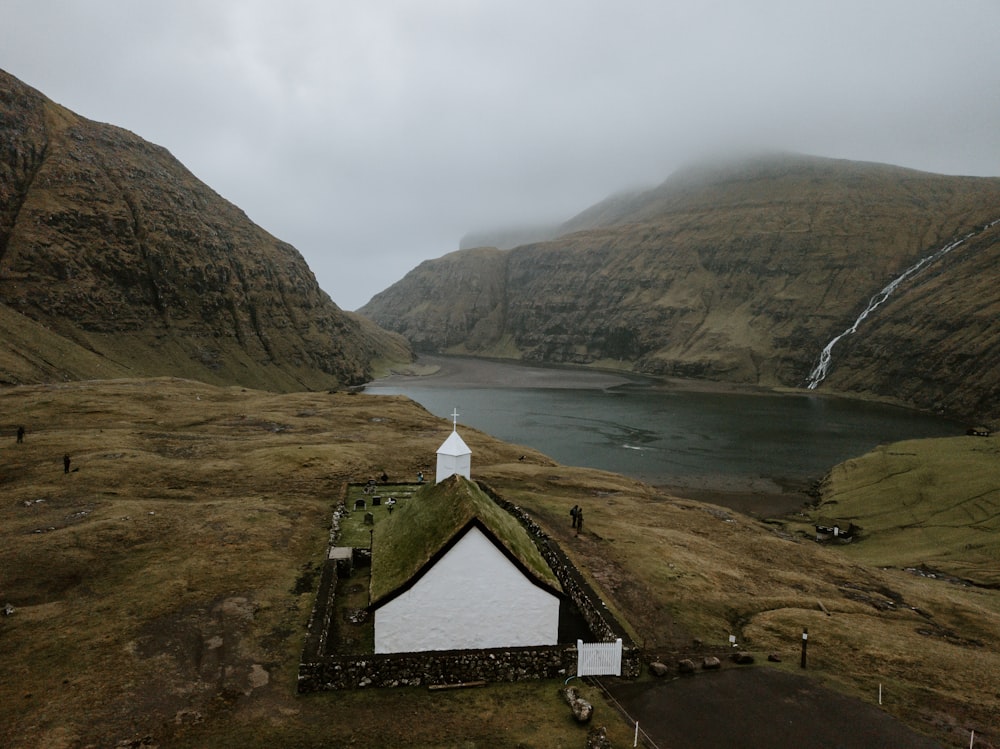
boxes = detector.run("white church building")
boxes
[369,417,562,654]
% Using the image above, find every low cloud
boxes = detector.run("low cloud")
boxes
[4,0,998,309]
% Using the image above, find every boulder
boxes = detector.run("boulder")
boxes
[571,698,594,724]
[702,656,722,670]
[562,686,594,724]
[768,653,782,663]
[677,658,696,674]
[732,651,755,665]
[649,661,670,677]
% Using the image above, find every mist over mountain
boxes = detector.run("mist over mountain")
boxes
[459,224,561,252]
[361,153,1000,422]
[0,69,409,390]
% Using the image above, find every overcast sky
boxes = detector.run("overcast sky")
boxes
[3,1,999,310]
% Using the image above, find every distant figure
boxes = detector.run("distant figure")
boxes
[575,507,584,536]
[570,504,580,529]
[380,470,389,484]
[63,454,71,474]
[16,425,25,443]
[417,471,424,483]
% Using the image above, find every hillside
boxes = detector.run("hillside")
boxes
[805,435,1000,587]
[0,69,410,390]
[1,379,996,747]
[360,154,1000,421]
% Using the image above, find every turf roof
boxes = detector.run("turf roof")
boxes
[369,474,561,606]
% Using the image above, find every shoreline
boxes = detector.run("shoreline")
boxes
[372,354,776,395]
[371,354,818,518]
[658,483,815,518]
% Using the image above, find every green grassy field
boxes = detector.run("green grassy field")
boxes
[803,436,1000,587]
[1,379,998,747]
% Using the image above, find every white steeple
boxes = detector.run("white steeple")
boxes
[436,408,471,483]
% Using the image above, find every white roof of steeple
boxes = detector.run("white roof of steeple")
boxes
[438,428,471,457]
[437,407,471,456]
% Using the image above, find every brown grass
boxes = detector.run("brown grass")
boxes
[1,378,998,747]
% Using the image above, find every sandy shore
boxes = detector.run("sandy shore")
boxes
[374,354,644,390]
[377,354,786,396]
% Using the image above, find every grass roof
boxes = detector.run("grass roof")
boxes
[369,475,561,605]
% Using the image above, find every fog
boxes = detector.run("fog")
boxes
[3,1,998,309]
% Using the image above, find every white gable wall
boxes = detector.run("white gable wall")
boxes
[374,526,560,653]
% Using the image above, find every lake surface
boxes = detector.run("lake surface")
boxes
[364,357,962,494]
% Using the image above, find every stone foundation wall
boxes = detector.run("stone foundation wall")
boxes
[299,644,575,692]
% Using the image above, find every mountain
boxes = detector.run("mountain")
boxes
[360,154,1000,421]
[459,223,562,251]
[0,69,410,390]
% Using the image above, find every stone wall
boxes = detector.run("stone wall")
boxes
[299,644,575,692]
[300,487,350,663]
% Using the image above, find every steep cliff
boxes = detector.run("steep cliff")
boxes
[0,69,409,390]
[360,154,1000,420]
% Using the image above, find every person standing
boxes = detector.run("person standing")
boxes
[575,507,584,536]
[63,453,71,474]
[16,425,25,443]
[570,505,580,528]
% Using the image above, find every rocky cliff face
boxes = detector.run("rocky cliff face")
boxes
[360,154,1000,421]
[0,69,409,390]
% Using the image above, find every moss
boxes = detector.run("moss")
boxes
[370,475,561,604]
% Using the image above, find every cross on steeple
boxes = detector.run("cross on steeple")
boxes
[451,408,460,429]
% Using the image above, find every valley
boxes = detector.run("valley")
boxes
[2,379,998,747]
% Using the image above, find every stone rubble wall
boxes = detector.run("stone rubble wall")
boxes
[299,644,575,692]
[300,491,349,663]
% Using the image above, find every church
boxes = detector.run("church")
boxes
[369,415,562,654]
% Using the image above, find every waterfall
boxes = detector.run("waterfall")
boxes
[806,219,1000,389]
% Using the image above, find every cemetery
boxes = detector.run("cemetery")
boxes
[298,419,640,691]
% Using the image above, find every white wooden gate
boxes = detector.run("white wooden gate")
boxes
[576,638,623,677]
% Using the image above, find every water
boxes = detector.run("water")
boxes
[365,362,962,492]
[807,218,1000,389]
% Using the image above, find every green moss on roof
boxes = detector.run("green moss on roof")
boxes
[370,475,561,605]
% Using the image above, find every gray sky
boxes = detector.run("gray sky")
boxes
[3,1,999,310]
